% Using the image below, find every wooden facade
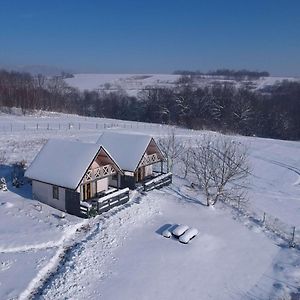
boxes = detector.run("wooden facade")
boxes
[27,134,172,218]
[28,143,123,217]
[78,147,122,201]
[130,138,165,187]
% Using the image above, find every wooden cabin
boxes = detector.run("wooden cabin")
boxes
[97,132,165,189]
[25,139,123,215]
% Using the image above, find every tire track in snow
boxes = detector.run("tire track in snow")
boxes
[18,220,89,300]
[0,224,86,254]
[252,155,300,185]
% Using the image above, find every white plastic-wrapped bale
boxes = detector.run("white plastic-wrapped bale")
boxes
[172,224,189,237]
[162,229,172,238]
[179,228,198,244]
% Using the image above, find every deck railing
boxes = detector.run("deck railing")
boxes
[93,188,130,214]
[143,172,172,192]
[80,188,130,217]
[79,201,92,216]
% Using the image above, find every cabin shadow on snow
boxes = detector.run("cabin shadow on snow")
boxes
[0,164,32,200]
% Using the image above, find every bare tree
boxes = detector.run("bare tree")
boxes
[0,150,6,165]
[158,128,185,173]
[189,135,250,206]
[181,139,193,179]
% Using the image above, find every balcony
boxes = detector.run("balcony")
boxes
[139,153,161,167]
[83,164,116,183]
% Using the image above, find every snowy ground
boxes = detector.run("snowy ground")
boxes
[39,184,300,300]
[0,183,86,299]
[64,73,300,96]
[244,136,300,227]
[0,112,300,299]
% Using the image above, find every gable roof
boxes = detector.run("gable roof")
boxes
[97,131,157,172]
[25,139,109,190]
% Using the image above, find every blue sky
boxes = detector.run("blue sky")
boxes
[0,0,299,75]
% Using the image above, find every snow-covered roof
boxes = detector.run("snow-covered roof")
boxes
[97,132,156,172]
[25,139,101,189]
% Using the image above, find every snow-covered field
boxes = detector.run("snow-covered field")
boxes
[65,74,182,96]
[65,73,300,95]
[0,111,300,299]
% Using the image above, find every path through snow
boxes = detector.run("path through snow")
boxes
[36,188,300,300]
[34,192,161,299]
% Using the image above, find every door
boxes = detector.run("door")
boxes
[83,183,92,200]
[137,167,145,182]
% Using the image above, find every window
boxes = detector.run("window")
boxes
[53,185,59,200]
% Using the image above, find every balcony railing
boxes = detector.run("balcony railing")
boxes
[140,153,161,167]
[83,164,116,183]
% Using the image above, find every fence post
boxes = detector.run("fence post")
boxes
[24,124,26,130]
[69,123,71,130]
[262,212,266,224]
[290,226,296,247]
[79,123,81,130]
[36,123,39,130]
[47,123,49,130]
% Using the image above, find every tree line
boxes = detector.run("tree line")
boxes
[173,69,270,79]
[0,69,299,140]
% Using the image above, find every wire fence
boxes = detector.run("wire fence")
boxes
[173,162,300,248]
[223,198,300,248]
[0,121,166,133]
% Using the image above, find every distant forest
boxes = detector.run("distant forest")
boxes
[0,69,299,140]
[173,69,270,79]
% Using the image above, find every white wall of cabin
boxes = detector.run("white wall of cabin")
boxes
[97,177,108,193]
[32,180,66,211]
[144,165,153,177]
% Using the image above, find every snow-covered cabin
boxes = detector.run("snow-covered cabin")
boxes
[25,139,122,215]
[97,132,165,189]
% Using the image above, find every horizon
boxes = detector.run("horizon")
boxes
[1,0,300,76]
[2,66,299,78]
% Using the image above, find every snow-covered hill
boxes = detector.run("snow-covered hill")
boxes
[65,73,300,95]
[0,112,300,299]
